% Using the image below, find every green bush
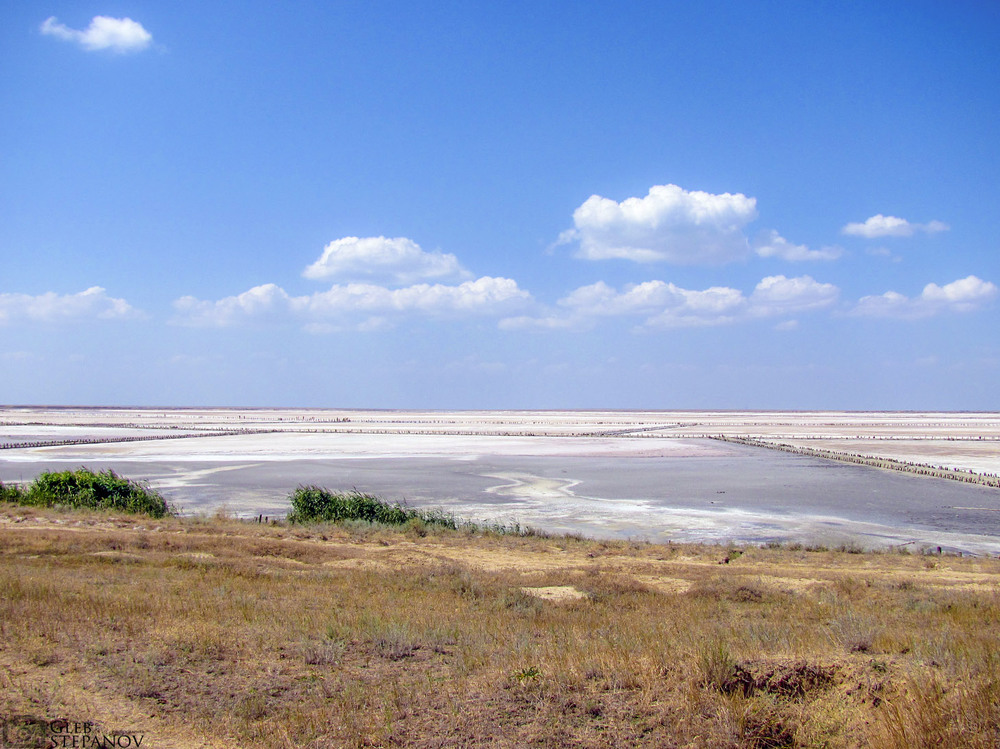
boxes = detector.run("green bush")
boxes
[287,487,458,529]
[24,468,170,518]
[0,480,27,504]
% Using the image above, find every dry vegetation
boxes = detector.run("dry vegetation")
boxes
[1,505,999,748]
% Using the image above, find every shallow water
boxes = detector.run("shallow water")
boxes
[3,437,999,554]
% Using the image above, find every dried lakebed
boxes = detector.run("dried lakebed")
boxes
[3,425,999,555]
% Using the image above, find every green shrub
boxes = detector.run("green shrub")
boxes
[286,487,458,529]
[0,480,27,504]
[24,468,170,518]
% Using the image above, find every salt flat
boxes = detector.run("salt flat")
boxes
[2,407,999,553]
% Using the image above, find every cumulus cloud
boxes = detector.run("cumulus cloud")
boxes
[302,236,471,285]
[302,277,529,316]
[40,16,152,53]
[754,230,842,261]
[173,278,531,329]
[841,214,949,238]
[921,276,997,308]
[748,275,839,316]
[643,285,748,328]
[0,287,140,324]
[173,284,293,327]
[558,184,758,264]
[852,275,998,318]
[558,280,678,316]
[501,275,838,330]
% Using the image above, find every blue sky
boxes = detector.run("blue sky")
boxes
[2,1,998,409]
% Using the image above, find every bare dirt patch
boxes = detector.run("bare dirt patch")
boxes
[521,585,588,602]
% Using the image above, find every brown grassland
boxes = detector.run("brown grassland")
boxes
[1,505,999,748]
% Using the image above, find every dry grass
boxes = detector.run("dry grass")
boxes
[1,505,999,748]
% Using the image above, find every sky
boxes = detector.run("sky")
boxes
[1,1,998,409]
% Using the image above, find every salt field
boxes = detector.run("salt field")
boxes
[2,407,999,554]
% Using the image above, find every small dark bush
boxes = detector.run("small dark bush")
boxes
[24,468,170,518]
[286,487,458,529]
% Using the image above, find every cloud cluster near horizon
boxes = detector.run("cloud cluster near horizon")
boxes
[5,183,993,333]
[852,275,997,318]
[501,275,839,330]
[173,277,531,331]
[174,236,529,330]
[0,287,140,325]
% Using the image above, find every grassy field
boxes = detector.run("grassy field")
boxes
[1,504,999,748]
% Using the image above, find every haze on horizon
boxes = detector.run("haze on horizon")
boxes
[2,2,998,410]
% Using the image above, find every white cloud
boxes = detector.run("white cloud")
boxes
[172,278,531,329]
[302,277,529,315]
[921,276,997,309]
[558,280,679,316]
[502,275,837,330]
[0,287,140,324]
[853,275,998,318]
[559,184,758,264]
[853,290,910,317]
[748,275,839,316]
[754,230,842,261]
[842,214,949,238]
[302,236,471,285]
[644,284,748,328]
[40,16,152,53]
[173,284,293,327]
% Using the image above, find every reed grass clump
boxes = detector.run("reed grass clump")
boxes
[286,486,459,529]
[17,468,170,518]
